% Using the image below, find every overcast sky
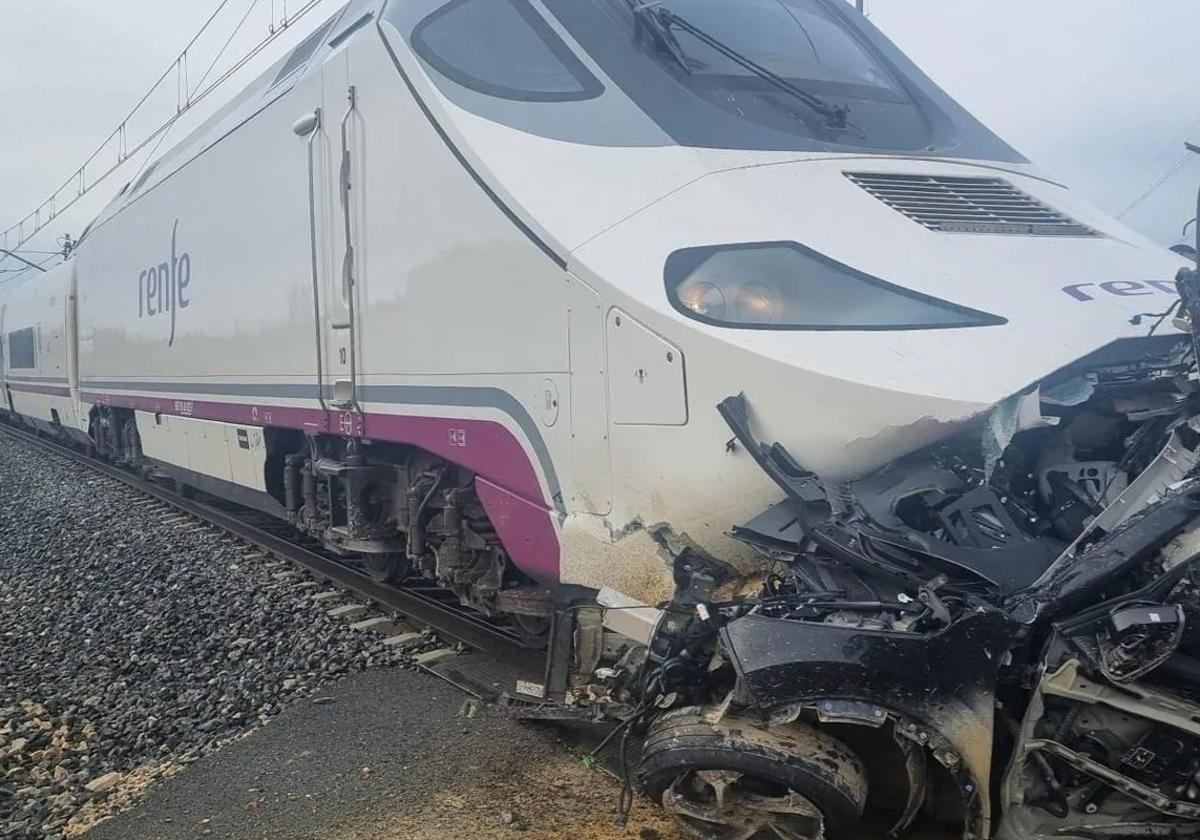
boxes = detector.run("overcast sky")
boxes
[1,0,1198,267]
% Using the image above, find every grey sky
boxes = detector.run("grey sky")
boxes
[1,0,1198,263]
[868,0,1200,245]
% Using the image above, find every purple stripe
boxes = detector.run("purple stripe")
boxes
[81,389,560,581]
[84,390,321,426]
[8,382,71,398]
[475,476,560,582]
[366,412,543,506]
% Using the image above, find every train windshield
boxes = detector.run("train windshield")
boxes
[390,0,1023,160]
[544,0,930,152]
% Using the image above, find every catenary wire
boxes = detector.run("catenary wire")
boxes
[0,0,330,260]
[1118,153,1197,219]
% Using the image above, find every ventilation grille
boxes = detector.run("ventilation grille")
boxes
[271,15,340,87]
[845,172,1098,237]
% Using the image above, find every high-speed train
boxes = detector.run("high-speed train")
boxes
[5,1,1200,838]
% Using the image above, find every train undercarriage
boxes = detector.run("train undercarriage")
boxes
[83,407,557,648]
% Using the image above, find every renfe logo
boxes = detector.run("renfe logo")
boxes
[1061,279,1178,302]
[138,220,191,346]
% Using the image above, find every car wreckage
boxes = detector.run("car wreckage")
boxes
[560,253,1200,840]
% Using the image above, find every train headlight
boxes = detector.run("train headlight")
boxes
[665,241,1005,330]
[676,278,728,318]
[733,281,782,324]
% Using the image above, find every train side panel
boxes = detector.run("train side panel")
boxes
[74,72,324,414]
[2,264,82,439]
[65,9,592,585]
[135,411,278,513]
[340,23,583,507]
[341,17,591,558]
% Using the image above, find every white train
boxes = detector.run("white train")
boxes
[6,2,1200,838]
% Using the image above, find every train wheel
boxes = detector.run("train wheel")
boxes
[363,553,410,586]
[510,613,551,649]
[640,708,867,840]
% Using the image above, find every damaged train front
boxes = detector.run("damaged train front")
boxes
[574,263,1200,840]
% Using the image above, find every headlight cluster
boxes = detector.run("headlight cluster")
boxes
[666,242,1004,330]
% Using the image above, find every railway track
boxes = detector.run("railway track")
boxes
[0,419,548,699]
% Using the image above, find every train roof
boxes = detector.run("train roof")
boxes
[82,0,376,243]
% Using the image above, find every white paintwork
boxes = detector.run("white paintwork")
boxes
[1,263,80,431]
[564,273,611,515]
[606,309,687,427]
[0,0,1191,607]
[0,301,6,406]
[137,412,269,491]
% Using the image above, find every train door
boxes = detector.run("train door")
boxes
[65,267,81,424]
[319,50,364,425]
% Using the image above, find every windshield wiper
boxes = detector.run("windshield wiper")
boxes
[629,1,694,76]
[630,2,851,130]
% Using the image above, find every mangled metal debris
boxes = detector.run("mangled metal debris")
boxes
[558,259,1200,839]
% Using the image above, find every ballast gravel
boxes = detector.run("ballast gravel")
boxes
[0,434,415,839]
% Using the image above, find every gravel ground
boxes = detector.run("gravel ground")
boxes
[84,669,686,840]
[0,434,415,839]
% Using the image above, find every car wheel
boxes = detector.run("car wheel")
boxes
[640,706,868,840]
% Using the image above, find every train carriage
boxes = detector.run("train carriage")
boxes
[6,1,1200,838]
[0,262,82,440]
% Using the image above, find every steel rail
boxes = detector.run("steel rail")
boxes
[0,420,544,674]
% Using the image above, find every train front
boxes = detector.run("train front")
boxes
[544,5,1200,840]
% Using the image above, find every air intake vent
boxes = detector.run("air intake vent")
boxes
[845,172,1098,237]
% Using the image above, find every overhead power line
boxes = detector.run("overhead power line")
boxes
[1118,151,1198,219]
[0,0,330,259]
[0,0,233,253]
[1109,113,1200,206]
[120,0,269,197]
